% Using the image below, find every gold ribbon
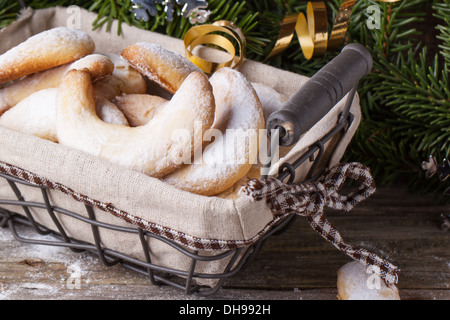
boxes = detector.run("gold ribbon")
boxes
[183,20,246,74]
[266,0,403,60]
[183,1,401,70]
[266,0,356,61]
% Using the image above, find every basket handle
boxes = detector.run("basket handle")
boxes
[267,43,373,147]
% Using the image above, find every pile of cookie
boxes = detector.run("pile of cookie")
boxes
[0,27,277,197]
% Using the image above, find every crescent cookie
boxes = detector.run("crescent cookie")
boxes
[0,54,114,115]
[251,82,288,122]
[163,67,265,196]
[56,69,215,178]
[0,88,129,142]
[0,27,95,85]
[337,261,400,300]
[93,53,147,101]
[112,94,168,127]
[121,42,203,94]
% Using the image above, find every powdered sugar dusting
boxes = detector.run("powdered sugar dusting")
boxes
[0,88,59,141]
[0,27,94,83]
[251,82,287,122]
[0,88,129,142]
[135,42,202,75]
[56,69,214,178]
[163,68,265,195]
[210,68,262,131]
[0,224,120,300]
[337,261,400,300]
[0,27,93,66]
[122,42,204,93]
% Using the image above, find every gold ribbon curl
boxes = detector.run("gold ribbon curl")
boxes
[183,0,401,70]
[183,20,246,74]
[266,0,403,60]
[266,0,356,61]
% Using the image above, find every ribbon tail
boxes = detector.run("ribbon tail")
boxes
[242,162,399,286]
[307,212,399,286]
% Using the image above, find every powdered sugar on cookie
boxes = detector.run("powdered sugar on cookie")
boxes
[163,67,265,196]
[121,42,203,94]
[0,27,95,84]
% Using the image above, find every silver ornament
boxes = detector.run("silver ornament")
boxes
[188,9,211,24]
[131,0,208,22]
[177,0,209,18]
[422,155,450,181]
[131,0,158,22]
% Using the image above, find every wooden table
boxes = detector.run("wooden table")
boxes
[0,186,449,300]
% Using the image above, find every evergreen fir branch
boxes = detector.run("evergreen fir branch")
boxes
[433,0,450,65]
[0,0,21,29]
[345,0,449,201]
[87,0,137,34]
[0,0,69,28]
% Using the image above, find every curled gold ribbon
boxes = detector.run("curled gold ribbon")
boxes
[184,20,246,74]
[266,0,357,60]
[266,0,403,60]
[297,1,329,60]
[328,0,356,51]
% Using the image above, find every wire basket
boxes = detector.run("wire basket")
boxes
[0,95,355,295]
[1,1,364,294]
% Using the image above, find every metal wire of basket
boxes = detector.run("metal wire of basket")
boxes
[0,85,355,295]
[1,0,359,293]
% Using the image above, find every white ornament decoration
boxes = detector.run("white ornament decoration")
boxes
[131,0,208,23]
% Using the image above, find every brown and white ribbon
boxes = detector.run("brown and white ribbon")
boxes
[241,162,399,286]
[0,161,292,251]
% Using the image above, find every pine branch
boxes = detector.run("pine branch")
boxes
[433,0,450,65]
[0,0,21,29]
[0,0,70,28]
[344,0,449,201]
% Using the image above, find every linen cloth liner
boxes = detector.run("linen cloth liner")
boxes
[0,7,362,279]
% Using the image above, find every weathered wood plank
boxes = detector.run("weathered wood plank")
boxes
[225,187,450,295]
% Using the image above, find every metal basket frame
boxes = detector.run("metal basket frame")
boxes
[0,43,357,295]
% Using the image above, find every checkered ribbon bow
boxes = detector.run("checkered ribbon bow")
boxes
[242,162,399,285]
